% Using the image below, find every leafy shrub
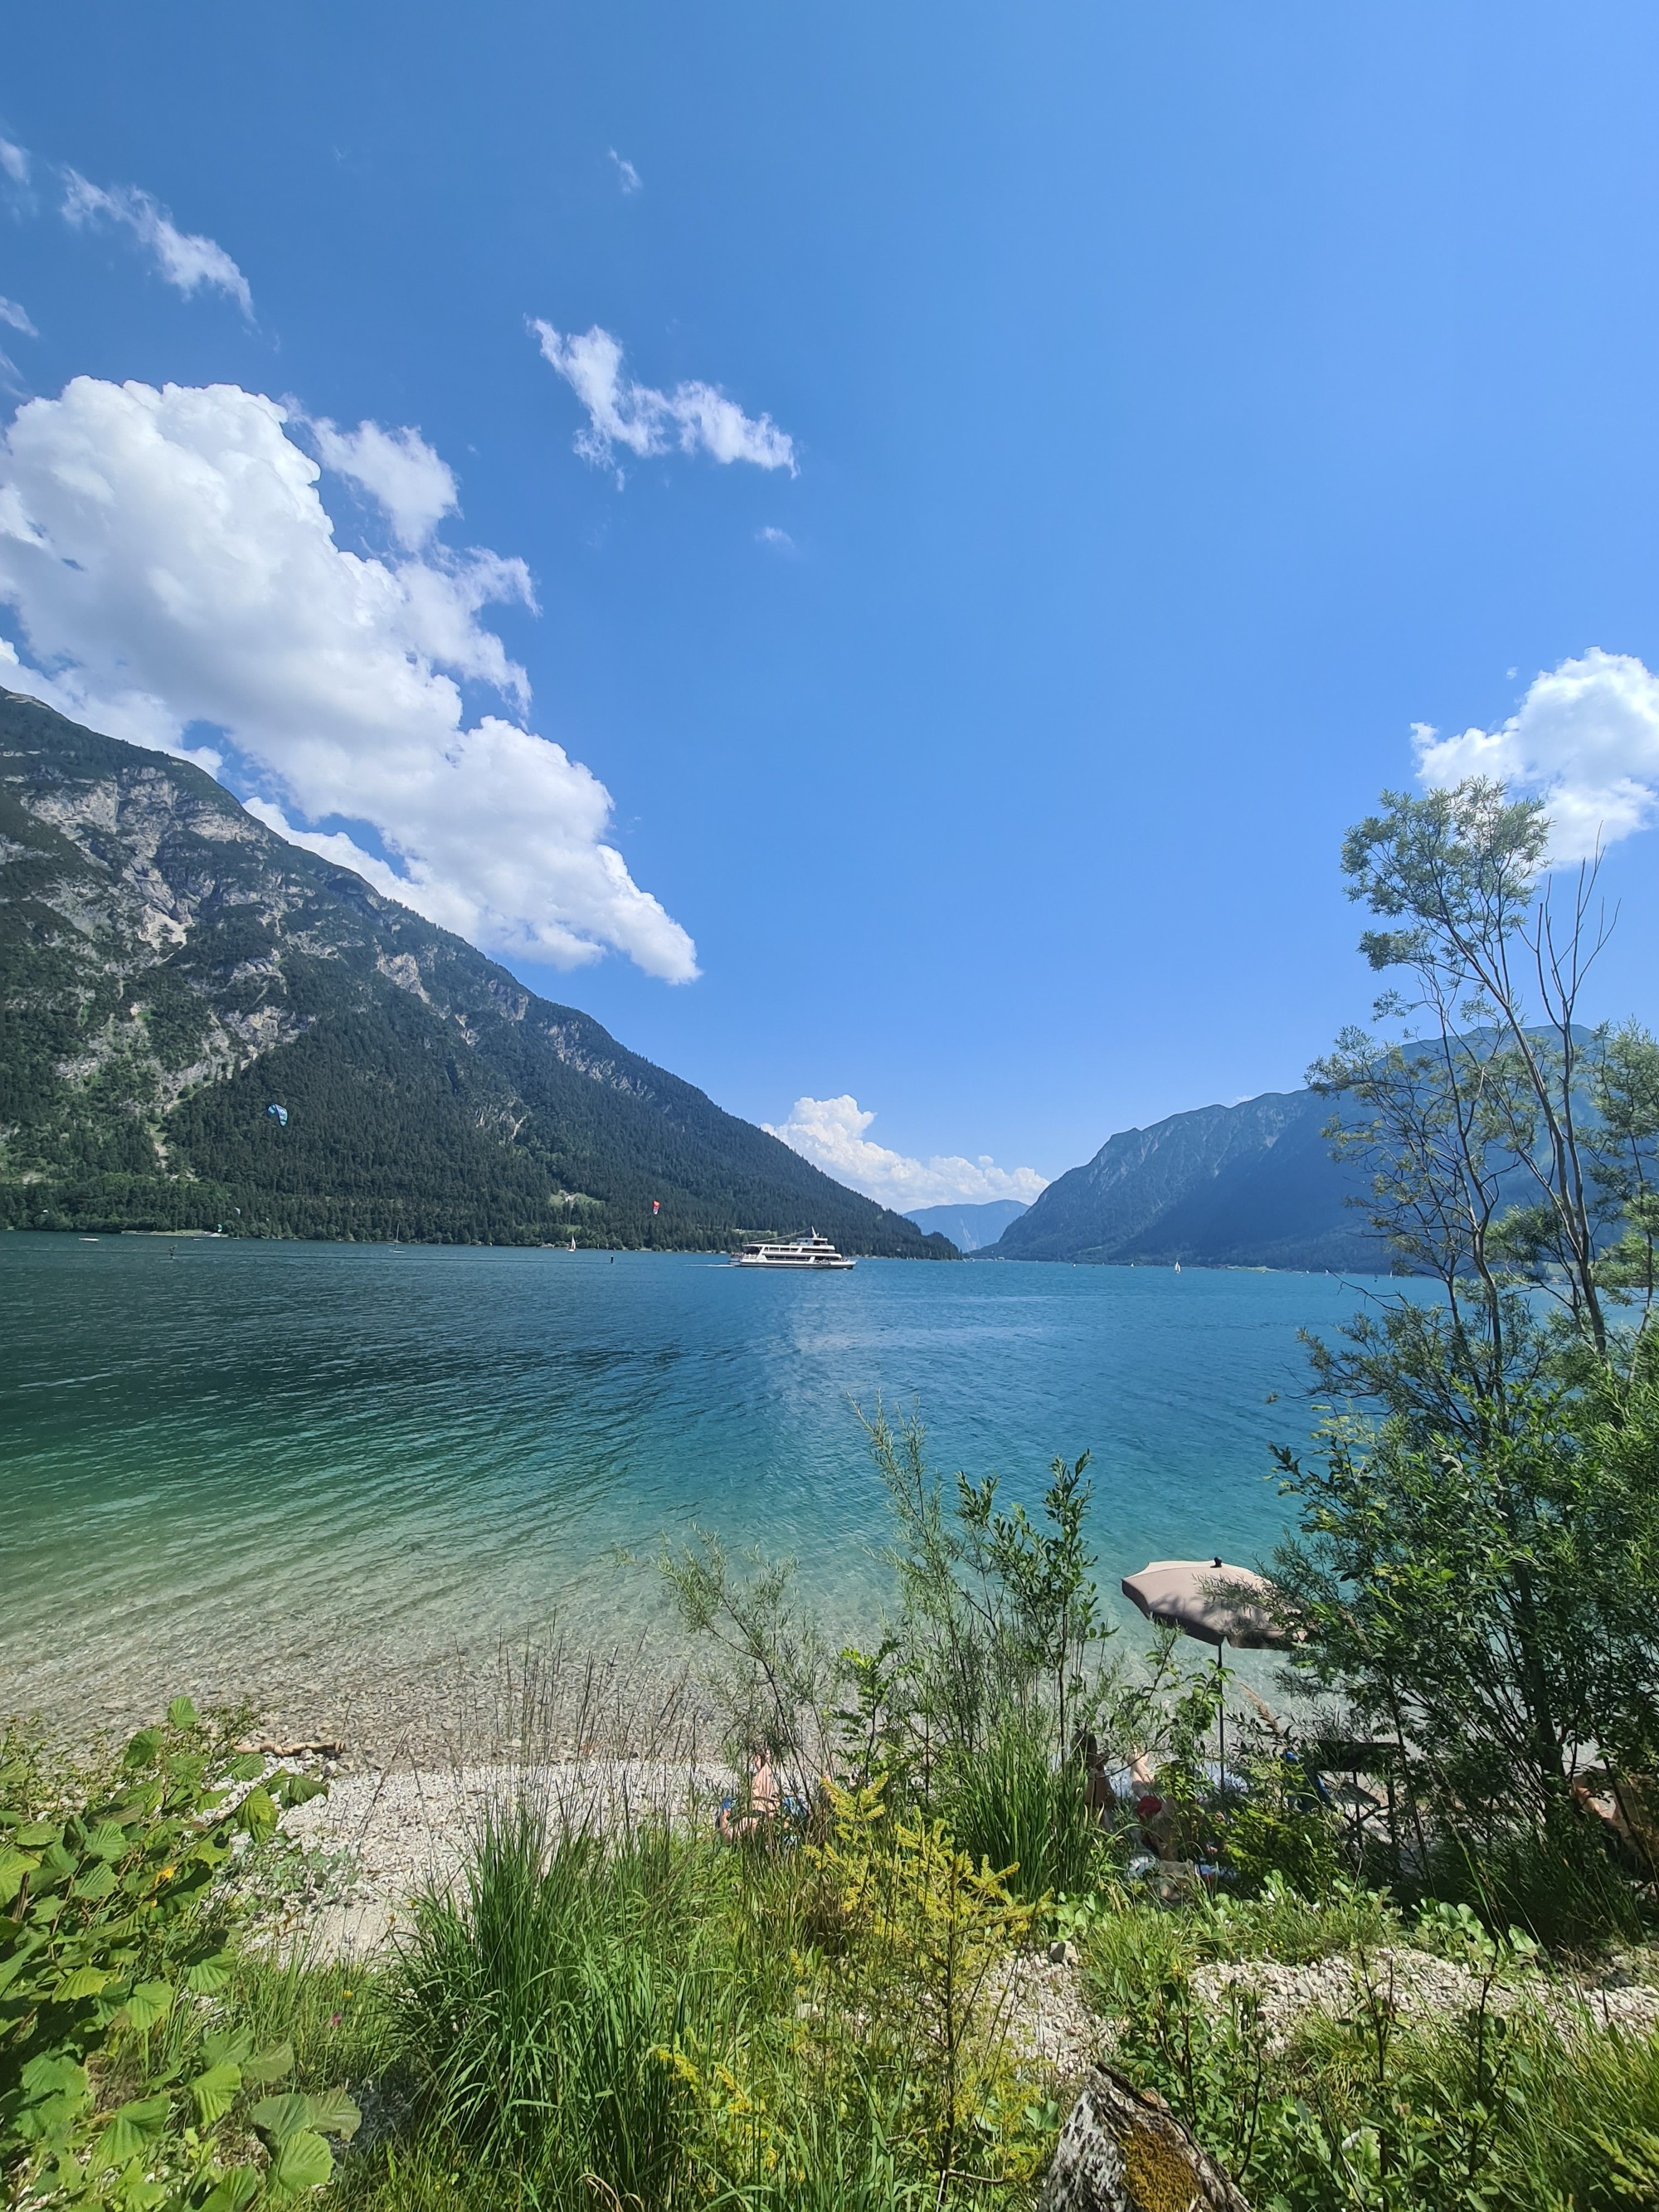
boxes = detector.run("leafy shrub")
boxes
[0,1700,355,2212]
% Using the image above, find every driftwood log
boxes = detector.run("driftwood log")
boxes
[1037,2067,1251,2212]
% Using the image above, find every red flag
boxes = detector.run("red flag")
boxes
[651,1199,661,1216]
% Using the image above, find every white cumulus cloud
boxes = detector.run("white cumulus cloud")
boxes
[309,417,460,552]
[0,376,698,982]
[533,322,796,475]
[1414,648,1659,862]
[608,149,643,194]
[764,1095,1048,1210]
[61,172,252,317]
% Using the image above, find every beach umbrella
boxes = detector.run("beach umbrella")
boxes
[1121,1557,1292,1774]
[1121,1557,1288,1650]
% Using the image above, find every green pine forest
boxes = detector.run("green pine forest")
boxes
[0,691,952,1256]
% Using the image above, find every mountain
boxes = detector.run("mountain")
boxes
[0,691,955,1256]
[905,1198,1030,1252]
[981,1091,1384,1270]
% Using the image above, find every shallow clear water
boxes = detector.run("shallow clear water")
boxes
[0,1237,1379,1719]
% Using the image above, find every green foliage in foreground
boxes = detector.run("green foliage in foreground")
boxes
[0,1702,356,2212]
[1090,1885,1659,2211]
[8,1697,1659,2212]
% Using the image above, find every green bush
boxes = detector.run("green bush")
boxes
[0,1702,355,2212]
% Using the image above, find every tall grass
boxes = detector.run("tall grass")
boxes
[387,1800,706,2208]
[941,1720,1102,1904]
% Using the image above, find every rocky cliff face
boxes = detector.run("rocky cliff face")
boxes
[0,690,951,1255]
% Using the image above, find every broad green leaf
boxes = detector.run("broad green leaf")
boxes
[95,2095,173,2169]
[53,1965,113,2000]
[21,2052,88,2101]
[0,1845,39,1904]
[270,2127,333,2195]
[271,1771,326,1809]
[71,1858,118,1900]
[119,1978,176,2030]
[201,2166,261,2212]
[251,2091,313,2144]
[13,1821,59,1848]
[240,1787,279,1843]
[82,1820,129,1860]
[241,2039,294,2085]
[190,2061,244,2126]
[167,1696,200,1731]
[203,2027,254,2070]
[226,1754,265,1782]
[185,1949,236,1995]
[304,2088,361,2140]
[124,1727,164,1768]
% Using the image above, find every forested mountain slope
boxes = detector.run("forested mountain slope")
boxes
[0,691,952,1255]
[983,1090,1384,1270]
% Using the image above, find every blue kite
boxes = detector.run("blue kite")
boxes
[266,1104,289,1128]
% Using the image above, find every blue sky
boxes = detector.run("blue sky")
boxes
[3,2,1658,1206]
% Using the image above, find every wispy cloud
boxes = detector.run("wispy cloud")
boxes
[764,1094,1048,1210]
[309,417,459,552]
[756,524,795,553]
[0,298,36,337]
[61,172,252,316]
[608,149,643,195]
[0,139,28,187]
[533,322,796,476]
[1415,648,1659,862]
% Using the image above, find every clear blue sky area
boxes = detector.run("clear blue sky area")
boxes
[4,2,1657,1186]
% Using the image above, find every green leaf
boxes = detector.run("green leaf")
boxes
[21,2052,89,2102]
[71,1858,119,1900]
[185,1948,236,1995]
[203,2026,254,2070]
[13,1820,59,1848]
[167,1696,200,1732]
[239,1787,279,1843]
[190,2061,244,2126]
[0,1844,39,1903]
[119,1978,176,2030]
[252,2091,314,2145]
[241,2039,294,2085]
[95,2093,173,2167]
[53,1964,113,1999]
[270,2127,333,2195]
[82,1820,129,1860]
[270,1771,326,1809]
[201,2166,261,2212]
[124,1727,165,1769]
[226,1753,265,1783]
[304,2088,362,2140]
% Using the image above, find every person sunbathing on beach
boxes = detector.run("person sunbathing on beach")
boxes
[717,1747,781,1842]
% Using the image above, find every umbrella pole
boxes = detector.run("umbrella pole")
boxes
[1216,1643,1224,1783]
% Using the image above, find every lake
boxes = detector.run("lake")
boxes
[0,1236,1380,1742]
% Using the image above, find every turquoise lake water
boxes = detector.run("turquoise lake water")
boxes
[0,1237,1384,1726]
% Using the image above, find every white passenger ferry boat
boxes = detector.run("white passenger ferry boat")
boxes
[730,1230,856,1269]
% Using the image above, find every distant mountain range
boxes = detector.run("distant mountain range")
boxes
[904,1198,1030,1252]
[0,692,954,1256]
[980,1091,1385,1271]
